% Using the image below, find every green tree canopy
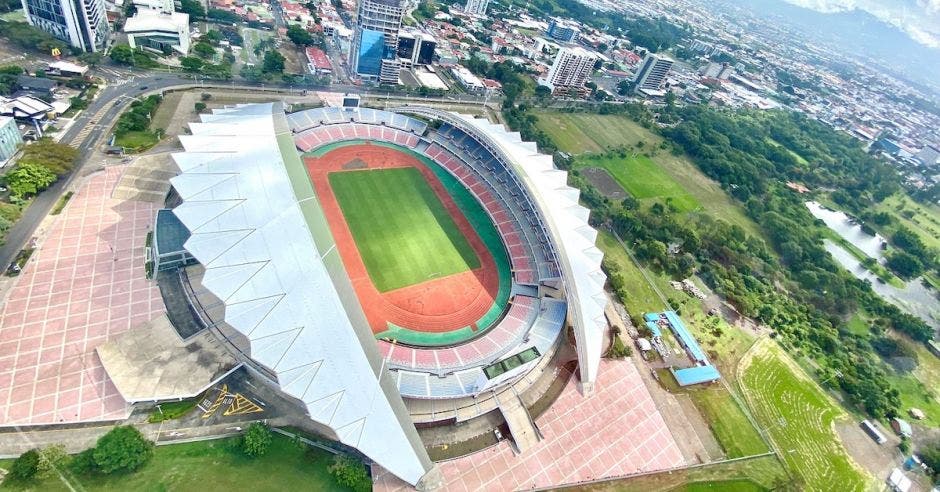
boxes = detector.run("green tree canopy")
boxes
[286,24,314,46]
[8,449,41,481]
[262,50,285,73]
[5,162,57,197]
[241,422,272,457]
[193,41,216,59]
[91,426,154,474]
[109,45,136,65]
[18,139,78,176]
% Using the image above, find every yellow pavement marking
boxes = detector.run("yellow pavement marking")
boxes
[223,394,264,416]
[201,384,229,419]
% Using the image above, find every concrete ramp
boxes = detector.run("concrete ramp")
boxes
[111,152,178,203]
[498,392,541,454]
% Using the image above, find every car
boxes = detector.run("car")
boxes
[139,86,148,90]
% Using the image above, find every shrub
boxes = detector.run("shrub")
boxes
[9,449,40,481]
[241,422,272,457]
[36,444,70,479]
[69,448,97,475]
[92,426,154,474]
[328,454,371,492]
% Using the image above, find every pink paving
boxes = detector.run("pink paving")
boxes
[0,167,163,426]
[373,359,686,491]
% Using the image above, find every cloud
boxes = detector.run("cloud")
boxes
[783,0,940,48]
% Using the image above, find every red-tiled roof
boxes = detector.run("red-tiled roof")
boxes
[305,46,331,70]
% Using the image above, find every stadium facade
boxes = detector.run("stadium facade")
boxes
[164,102,608,487]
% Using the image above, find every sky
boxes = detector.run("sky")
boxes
[782,0,940,48]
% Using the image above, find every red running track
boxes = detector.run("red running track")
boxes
[305,143,502,334]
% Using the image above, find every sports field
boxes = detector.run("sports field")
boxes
[577,154,700,212]
[739,340,869,491]
[330,167,480,292]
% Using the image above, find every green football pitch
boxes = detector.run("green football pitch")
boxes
[329,167,481,292]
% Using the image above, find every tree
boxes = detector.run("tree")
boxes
[4,162,57,197]
[194,102,206,112]
[8,449,41,481]
[922,444,940,483]
[241,422,272,457]
[207,8,240,23]
[180,56,204,72]
[203,29,223,45]
[239,64,265,82]
[178,0,205,18]
[36,444,70,479]
[109,44,136,65]
[18,139,78,175]
[91,426,154,474]
[886,251,924,279]
[328,454,371,491]
[77,51,103,67]
[262,50,285,74]
[193,41,216,59]
[286,24,314,46]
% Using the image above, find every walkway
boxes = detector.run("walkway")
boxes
[374,359,686,491]
[0,166,163,426]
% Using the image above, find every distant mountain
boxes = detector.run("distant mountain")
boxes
[720,0,940,93]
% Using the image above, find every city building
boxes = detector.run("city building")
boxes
[546,18,579,43]
[124,10,190,55]
[451,65,484,92]
[132,0,174,13]
[305,46,333,75]
[20,0,110,52]
[46,60,89,77]
[396,28,436,66]
[538,46,597,96]
[634,53,674,94]
[701,62,733,80]
[15,75,57,99]
[0,116,23,164]
[463,0,488,16]
[916,144,940,167]
[349,0,403,84]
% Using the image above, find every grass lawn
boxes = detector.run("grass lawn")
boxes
[575,154,700,212]
[115,131,160,152]
[0,434,354,491]
[536,111,760,237]
[596,231,664,315]
[577,454,787,491]
[329,167,479,292]
[685,385,769,458]
[874,193,940,252]
[739,340,869,491]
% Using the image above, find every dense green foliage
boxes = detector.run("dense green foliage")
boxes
[0,21,68,54]
[328,454,371,492]
[91,426,154,474]
[0,64,24,96]
[262,50,285,74]
[8,449,40,481]
[4,162,57,197]
[19,139,78,176]
[286,24,315,46]
[207,8,240,23]
[241,422,273,457]
[178,0,205,18]
[921,444,940,484]
[115,94,162,136]
[192,41,216,59]
[109,44,158,68]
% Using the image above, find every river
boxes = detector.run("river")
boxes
[806,201,888,260]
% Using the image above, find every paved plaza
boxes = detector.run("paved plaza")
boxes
[374,359,686,491]
[0,166,163,426]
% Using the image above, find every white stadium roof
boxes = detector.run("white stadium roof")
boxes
[169,103,433,486]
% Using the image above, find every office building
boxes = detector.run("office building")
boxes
[463,0,489,16]
[538,46,597,95]
[546,18,579,42]
[124,10,190,55]
[132,0,174,13]
[0,116,23,164]
[634,54,674,93]
[20,0,110,52]
[349,0,403,84]
[397,28,436,66]
[916,144,940,167]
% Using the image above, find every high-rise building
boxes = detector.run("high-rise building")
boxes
[538,46,597,95]
[0,116,23,164]
[634,54,674,93]
[701,62,732,80]
[349,0,403,84]
[20,0,110,52]
[546,18,579,43]
[463,0,489,16]
[397,28,436,66]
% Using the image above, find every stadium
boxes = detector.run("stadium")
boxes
[154,100,609,488]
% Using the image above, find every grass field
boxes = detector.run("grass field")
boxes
[535,111,760,236]
[596,231,664,315]
[577,454,787,491]
[576,154,700,212]
[0,434,353,491]
[114,131,160,152]
[739,340,869,491]
[874,193,940,252]
[329,167,480,292]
